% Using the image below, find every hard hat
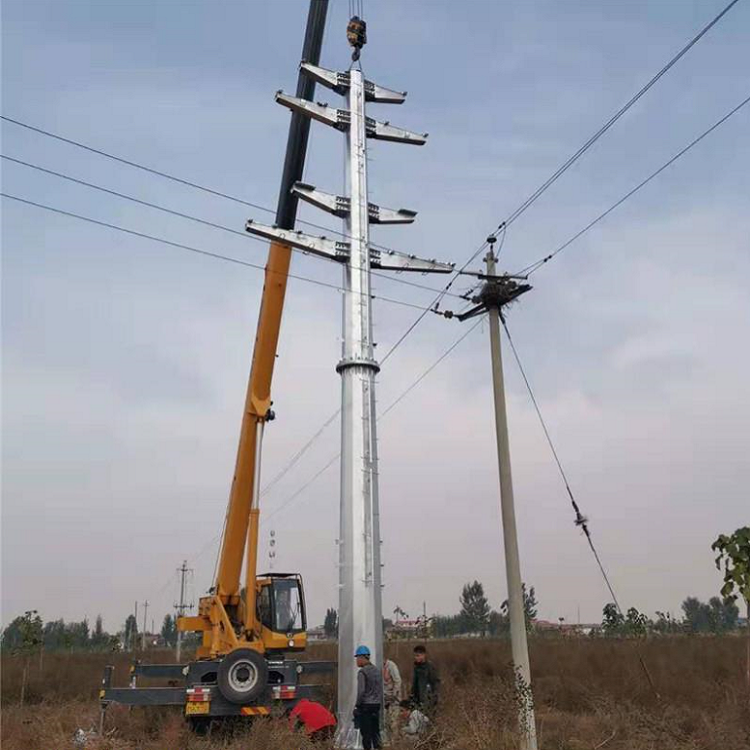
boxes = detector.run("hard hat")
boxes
[354,645,371,657]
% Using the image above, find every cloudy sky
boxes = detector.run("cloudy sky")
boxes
[2,0,748,634]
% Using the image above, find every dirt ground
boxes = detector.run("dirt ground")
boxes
[2,637,748,749]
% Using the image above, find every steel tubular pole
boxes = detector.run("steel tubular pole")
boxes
[336,67,383,749]
[486,253,538,750]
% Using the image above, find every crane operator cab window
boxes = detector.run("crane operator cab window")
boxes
[257,576,306,634]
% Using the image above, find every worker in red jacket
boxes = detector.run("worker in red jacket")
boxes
[289,698,337,741]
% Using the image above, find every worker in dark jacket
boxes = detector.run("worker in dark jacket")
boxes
[410,644,440,711]
[354,645,383,750]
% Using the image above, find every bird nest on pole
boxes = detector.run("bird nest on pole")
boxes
[456,275,532,321]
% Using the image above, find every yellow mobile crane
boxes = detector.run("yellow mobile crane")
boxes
[99,0,333,726]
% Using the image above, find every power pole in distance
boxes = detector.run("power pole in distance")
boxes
[141,600,149,652]
[456,238,537,749]
[174,560,192,662]
[133,600,138,652]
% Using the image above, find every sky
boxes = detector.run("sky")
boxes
[2,0,748,634]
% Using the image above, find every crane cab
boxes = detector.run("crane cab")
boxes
[256,573,307,652]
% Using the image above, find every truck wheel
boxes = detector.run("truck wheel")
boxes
[217,649,268,704]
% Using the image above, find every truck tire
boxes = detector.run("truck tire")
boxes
[217,649,268,704]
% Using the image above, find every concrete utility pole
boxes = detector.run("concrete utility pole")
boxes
[133,600,138,652]
[245,17,454,747]
[141,600,149,652]
[454,239,536,749]
[174,560,191,662]
[485,247,537,750]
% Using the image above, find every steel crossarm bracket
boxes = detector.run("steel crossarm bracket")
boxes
[247,216,449,272]
[245,220,350,263]
[299,62,350,95]
[370,204,417,224]
[275,92,351,131]
[292,182,416,224]
[300,63,407,104]
[277,92,425,144]
[364,79,407,104]
[370,248,454,273]
[291,182,349,217]
[365,117,427,145]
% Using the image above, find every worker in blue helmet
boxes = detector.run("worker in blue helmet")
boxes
[354,645,383,749]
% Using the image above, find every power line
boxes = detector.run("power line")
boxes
[498,0,743,233]
[261,407,340,497]
[0,192,438,314]
[0,115,459,298]
[500,320,621,609]
[0,189,466,551]
[378,0,742,361]
[1,153,462,301]
[517,93,750,276]
[258,319,483,521]
[261,318,483,524]
[381,318,482,417]
[263,453,340,525]
[501,319,658,696]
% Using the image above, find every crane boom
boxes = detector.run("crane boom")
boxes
[216,0,328,614]
[214,239,291,600]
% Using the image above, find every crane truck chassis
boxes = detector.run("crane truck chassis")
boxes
[99,649,334,726]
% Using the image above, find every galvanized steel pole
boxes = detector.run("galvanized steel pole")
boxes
[486,251,538,750]
[336,66,383,748]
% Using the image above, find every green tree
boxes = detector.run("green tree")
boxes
[652,611,680,635]
[91,615,108,649]
[161,614,177,647]
[42,619,66,650]
[2,611,43,705]
[124,614,138,651]
[524,585,538,624]
[682,596,711,634]
[488,609,509,637]
[624,607,649,638]
[712,526,750,689]
[707,596,739,633]
[63,618,90,649]
[323,608,338,639]
[431,614,463,638]
[602,603,625,636]
[501,583,538,632]
[460,581,490,635]
[1,617,24,652]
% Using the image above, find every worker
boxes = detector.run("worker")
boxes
[383,656,402,738]
[289,698,336,742]
[410,644,440,712]
[399,699,430,740]
[354,645,382,750]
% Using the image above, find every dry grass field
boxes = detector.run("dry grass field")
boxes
[2,637,748,749]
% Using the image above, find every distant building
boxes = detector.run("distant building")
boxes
[534,620,598,637]
[307,626,328,641]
